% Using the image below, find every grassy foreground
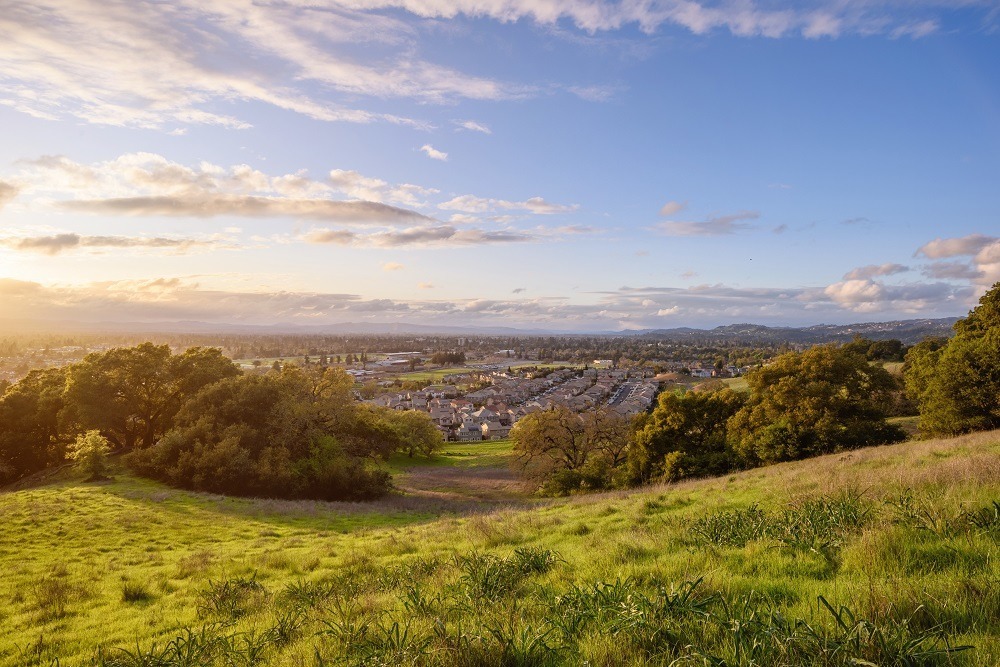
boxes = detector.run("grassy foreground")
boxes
[1,432,998,666]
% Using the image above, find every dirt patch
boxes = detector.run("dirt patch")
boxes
[395,463,532,504]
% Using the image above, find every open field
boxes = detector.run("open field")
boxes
[1,432,998,666]
[394,367,478,382]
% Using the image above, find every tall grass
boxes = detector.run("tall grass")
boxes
[1,430,998,666]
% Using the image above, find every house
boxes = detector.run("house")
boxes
[482,420,511,440]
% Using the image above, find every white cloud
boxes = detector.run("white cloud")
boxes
[0,1,962,132]
[455,120,492,134]
[439,194,577,215]
[916,234,997,259]
[417,282,434,289]
[0,0,532,130]
[13,153,434,224]
[420,144,448,161]
[341,0,957,39]
[382,262,405,271]
[914,234,1000,293]
[327,169,438,207]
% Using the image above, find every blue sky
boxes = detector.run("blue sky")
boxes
[1,0,998,331]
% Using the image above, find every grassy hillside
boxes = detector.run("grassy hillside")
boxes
[1,432,998,666]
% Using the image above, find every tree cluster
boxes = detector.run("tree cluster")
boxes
[0,344,441,500]
[430,351,466,365]
[513,344,905,494]
[905,282,1000,436]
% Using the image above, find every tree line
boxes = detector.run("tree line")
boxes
[512,283,1000,494]
[0,343,441,499]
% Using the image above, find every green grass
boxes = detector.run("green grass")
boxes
[394,367,478,382]
[384,439,515,472]
[721,376,749,392]
[1,432,998,666]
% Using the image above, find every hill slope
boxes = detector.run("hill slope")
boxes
[1,433,998,666]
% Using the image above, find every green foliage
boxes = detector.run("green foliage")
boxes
[369,406,443,458]
[728,344,905,465]
[905,284,1000,436]
[66,344,240,451]
[430,350,466,365]
[0,367,70,484]
[127,369,391,500]
[511,406,630,494]
[843,336,909,362]
[197,574,269,620]
[67,430,111,481]
[627,387,745,483]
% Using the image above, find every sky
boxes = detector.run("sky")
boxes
[0,0,999,332]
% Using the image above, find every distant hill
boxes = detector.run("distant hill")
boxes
[0,317,958,343]
[635,318,958,346]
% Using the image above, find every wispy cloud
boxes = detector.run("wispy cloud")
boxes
[842,263,909,280]
[922,261,983,281]
[454,120,492,134]
[567,85,618,102]
[658,200,686,217]
[64,196,433,224]
[382,262,405,271]
[0,232,233,255]
[653,211,760,236]
[0,1,964,132]
[0,182,19,210]
[0,1,527,130]
[304,225,535,247]
[439,194,576,215]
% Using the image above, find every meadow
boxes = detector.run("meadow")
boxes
[1,431,998,666]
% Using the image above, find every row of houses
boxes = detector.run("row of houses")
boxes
[369,367,659,441]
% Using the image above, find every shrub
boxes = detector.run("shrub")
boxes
[68,430,111,481]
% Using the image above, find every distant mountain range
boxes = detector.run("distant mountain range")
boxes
[634,319,958,345]
[0,317,959,344]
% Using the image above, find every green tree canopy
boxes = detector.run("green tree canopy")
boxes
[511,405,630,494]
[728,345,904,466]
[0,367,71,484]
[126,369,399,500]
[905,283,1000,435]
[65,344,240,450]
[628,387,745,483]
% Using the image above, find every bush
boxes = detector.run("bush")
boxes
[68,430,111,481]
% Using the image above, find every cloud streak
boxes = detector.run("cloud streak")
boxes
[304,225,535,247]
[439,194,577,215]
[0,233,232,255]
[842,263,909,280]
[653,211,760,236]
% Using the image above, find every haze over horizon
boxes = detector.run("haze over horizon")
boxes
[1,1,999,332]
